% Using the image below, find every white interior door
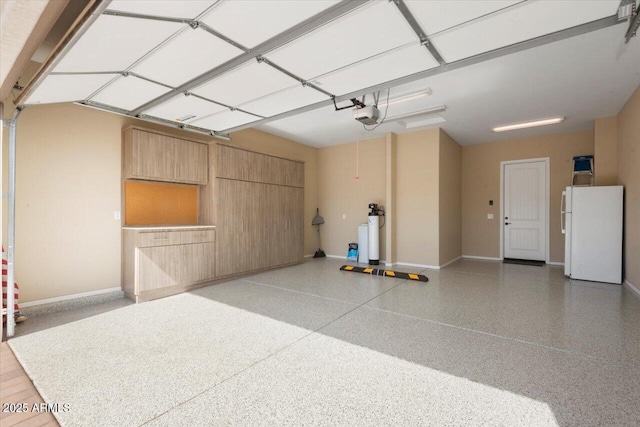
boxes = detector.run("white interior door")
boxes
[503,161,547,261]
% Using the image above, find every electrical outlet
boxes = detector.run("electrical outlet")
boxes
[114,211,121,220]
[487,213,494,219]
[342,213,347,220]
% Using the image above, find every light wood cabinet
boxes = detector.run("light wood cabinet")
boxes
[123,227,215,302]
[282,186,304,265]
[216,144,304,188]
[215,179,252,277]
[175,138,208,184]
[123,127,208,185]
[215,178,303,278]
[213,145,304,278]
[137,245,180,292]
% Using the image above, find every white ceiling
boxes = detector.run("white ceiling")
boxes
[20,0,640,147]
[259,22,640,147]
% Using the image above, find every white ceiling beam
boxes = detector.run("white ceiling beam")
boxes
[130,0,369,116]
[218,14,624,135]
[392,0,446,65]
[256,56,334,98]
[101,10,251,52]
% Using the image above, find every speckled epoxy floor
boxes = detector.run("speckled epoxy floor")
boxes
[8,258,640,426]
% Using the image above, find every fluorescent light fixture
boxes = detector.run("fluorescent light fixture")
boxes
[492,117,565,132]
[377,88,432,108]
[387,104,447,122]
[399,115,446,130]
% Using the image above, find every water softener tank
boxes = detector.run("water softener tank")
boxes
[368,204,380,265]
[358,224,369,264]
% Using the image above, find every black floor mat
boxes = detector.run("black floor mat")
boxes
[503,258,545,267]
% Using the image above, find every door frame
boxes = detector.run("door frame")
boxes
[499,157,550,264]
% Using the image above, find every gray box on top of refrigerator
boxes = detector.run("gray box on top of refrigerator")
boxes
[561,186,623,284]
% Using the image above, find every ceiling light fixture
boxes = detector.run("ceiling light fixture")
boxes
[377,88,432,108]
[386,104,447,122]
[492,117,565,132]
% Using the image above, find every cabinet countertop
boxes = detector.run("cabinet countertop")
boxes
[122,225,216,231]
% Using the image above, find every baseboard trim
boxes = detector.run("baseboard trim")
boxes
[325,254,388,264]
[439,256,462,269]
[304,254,314,258]
[394,262,440,270]
[19,287,123,308]
[624,280,640,301]
[462,255,502,261]
[547,262,565,266]
[324,255,443,270]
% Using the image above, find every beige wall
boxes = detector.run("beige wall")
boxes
[2,103,318,302]
[617,84,640,288]
[594,116,618,185]
[223,128,319,256]
[317,137,386,260]
[384,133,397,264]
[462,129,594,262]
[317,127,461,268]
[4,104,122,302]
[396,128,440,266]
[439,129,462,265]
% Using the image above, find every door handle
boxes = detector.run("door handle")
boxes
[561,191,566,234]
[505,222,511,225]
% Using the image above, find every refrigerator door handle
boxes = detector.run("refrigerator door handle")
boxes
[561,191,566,234]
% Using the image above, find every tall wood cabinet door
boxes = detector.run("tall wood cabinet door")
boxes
[261,183,282,269]
[267,185,303,267]
[284,186,304,264]
[137,245,180,293]
[174,140,208,184]
[242,182,265,271]
[130,130,175,181]
[216,179,252,277]
[245,181,276,272]
[273,185,292,266]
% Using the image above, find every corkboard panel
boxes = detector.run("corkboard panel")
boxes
[125,181,198,225]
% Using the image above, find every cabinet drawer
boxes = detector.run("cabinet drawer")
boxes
[180,229,215,244]
[137,231,182,247]
[137,229,215,247]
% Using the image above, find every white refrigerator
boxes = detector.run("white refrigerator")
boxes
[561,185,623,284]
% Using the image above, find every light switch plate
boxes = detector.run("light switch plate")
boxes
[487,213,494,219]
[114,211,121,220]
